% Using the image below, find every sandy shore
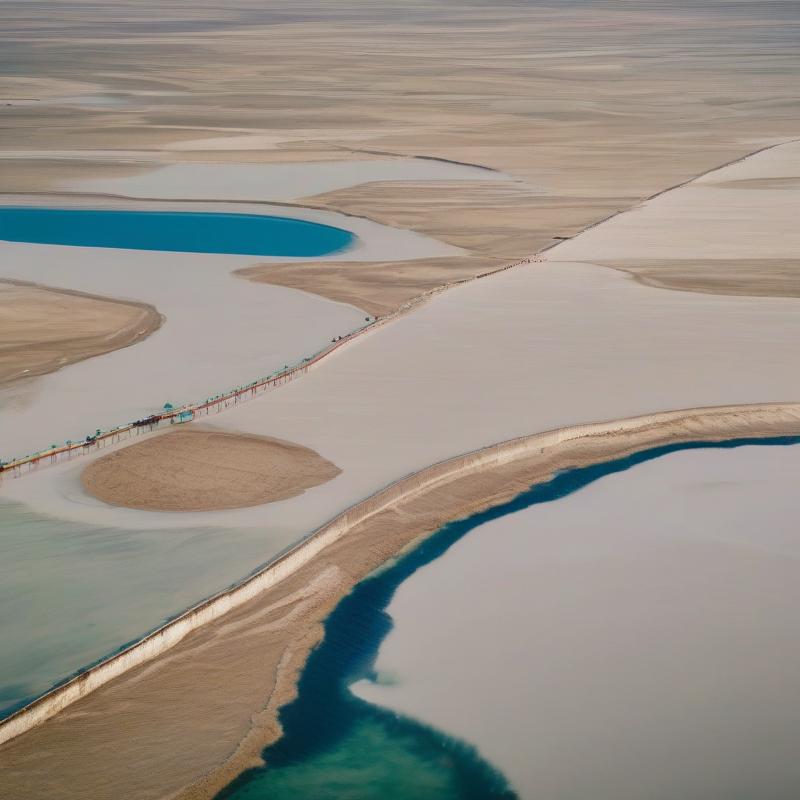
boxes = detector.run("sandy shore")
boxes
[235,254,502,317]
[0,279,163,387]
[607,259,800,300]
[1,403,799,800]
[81,429,341,512]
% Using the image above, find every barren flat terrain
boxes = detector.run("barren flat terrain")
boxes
[3,0,799,314]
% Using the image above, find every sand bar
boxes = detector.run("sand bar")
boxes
[605,259,800,300]
[81,429,341,512]
[1,403,799,800]
[0,280,163,387]
[235,254,503,317]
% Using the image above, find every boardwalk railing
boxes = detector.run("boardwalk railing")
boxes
[0,257,534,481]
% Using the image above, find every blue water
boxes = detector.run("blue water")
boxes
[0,207,354,257]
[216,435,800,800]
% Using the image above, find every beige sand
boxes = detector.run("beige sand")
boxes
[81,429,341,512]
[0,280,163,386]
[548,139,800,299]
[1,403,799,800]
[608,259,800,300]
[301,180,625,261]
[236,180,625,314]
[0,159,152,193]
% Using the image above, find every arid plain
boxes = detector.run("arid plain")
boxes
[1,1,800,799]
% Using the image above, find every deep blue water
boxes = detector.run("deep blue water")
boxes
[216,435,800,800]
[0,207,354,257]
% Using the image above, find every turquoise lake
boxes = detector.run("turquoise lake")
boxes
[0,207,354,257]
[217,435,800,800]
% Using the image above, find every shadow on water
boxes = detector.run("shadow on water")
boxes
[216,435,800,800]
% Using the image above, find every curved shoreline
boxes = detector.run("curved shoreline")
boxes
[0,277,164,386]
[0,205,355,258]
[1,402,799,800]
[221,433,800,800]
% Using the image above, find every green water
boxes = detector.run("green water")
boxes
[229,718,462,800]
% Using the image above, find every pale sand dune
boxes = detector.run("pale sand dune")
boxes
[236,179,624,314]
[81,429,341,512]
[0,280,162,386]
[2,404,798,800]
[300,180,618,260]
